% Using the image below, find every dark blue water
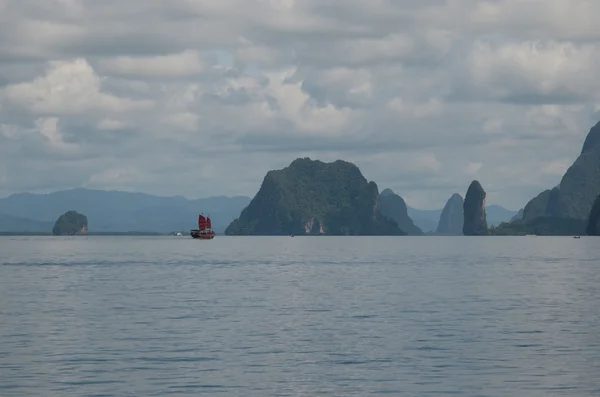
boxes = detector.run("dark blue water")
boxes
[1,236,599,396]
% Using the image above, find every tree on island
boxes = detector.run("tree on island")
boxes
[52,211,88,236]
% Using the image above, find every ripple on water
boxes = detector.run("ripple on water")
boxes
[1,236,600,396]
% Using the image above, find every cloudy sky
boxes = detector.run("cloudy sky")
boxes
[1,0,599,210]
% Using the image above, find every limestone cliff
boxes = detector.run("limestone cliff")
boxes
[436,193,464,235]
[586,193,600,235]
[523,120,600,222]
[511,208,524,222]
[52,210,88,236]
[463,181,488,236]
[378,189,423,235]
[225,158,405,235]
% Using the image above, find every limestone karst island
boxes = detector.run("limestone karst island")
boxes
[52,211,88,236]
[224,119,600,236]
[2,120,600,236]
[225,158,405,236]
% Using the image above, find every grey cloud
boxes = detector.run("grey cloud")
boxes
[1,0,600,209]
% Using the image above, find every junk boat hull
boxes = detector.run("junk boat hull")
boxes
[191,214,215,239]
[190,229,215,239]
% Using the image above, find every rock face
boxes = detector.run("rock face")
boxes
[522,187,560,222]
[523,121,600,222]
[586,194,600,235]
[510,208,524,222]
[225,158,405,236]
[436,193,464,235]
[463,181,488,236]
[0,188,249,234]
[378,189,423,235]
[52,210,88,235]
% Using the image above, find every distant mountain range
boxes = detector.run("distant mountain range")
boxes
[0,213,53,233]
[406,207,443,233]
[407,204,517,232]
[0,187,518,235]
[0,188,251,234]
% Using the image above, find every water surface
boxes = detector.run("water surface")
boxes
[1,236,599,396]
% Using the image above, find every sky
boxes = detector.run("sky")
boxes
[1,0,599,210]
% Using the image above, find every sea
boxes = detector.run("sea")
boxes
[1,235,599,396]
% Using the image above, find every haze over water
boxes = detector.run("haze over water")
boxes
[1,236,599,396]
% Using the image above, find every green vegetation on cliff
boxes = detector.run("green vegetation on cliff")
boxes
[225,158,405,235]
[52,211,88,236]
[378,189,423,235]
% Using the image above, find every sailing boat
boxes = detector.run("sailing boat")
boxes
[190,214,215,240]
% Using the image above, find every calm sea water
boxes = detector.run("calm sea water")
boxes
[1,236,599,396]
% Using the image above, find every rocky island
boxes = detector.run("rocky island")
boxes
[490,120,600,235]
[225,158,406,236]
[378,189,423,235]
[52,211,88,236]
[436,193,464,235]
[523,121,600,222]
[463,181,488,236]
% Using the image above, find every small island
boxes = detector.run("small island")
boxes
[463,180,489,236]
[52,211,88,236]
[437,193,464,235]
[378,189,423,235]
[225,157,405,236]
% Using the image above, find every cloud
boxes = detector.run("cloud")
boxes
[465,162,483,175]
[98,50,205,78]
[96,118,127,131]
[35,117,79,153]
[463,40,600,103]
[1,0,599,210]
[1,58,153,115]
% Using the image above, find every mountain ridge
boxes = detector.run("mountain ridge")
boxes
[0,187,518,234]
[0,188,251,233]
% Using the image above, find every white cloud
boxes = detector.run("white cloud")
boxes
[413,153,442,173]
[96,119,127,131]
[1,0,600,209]
[98,50,205,78]
[467,40,600,102]
[35,117,78,153]
[465,162,483,175]
[541,159,571,176]
[2,58,153,115]
[162,112,200,133]
[468,0,600,40]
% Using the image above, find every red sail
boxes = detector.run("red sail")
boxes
[206,217,212,229]
[198,214,207,230]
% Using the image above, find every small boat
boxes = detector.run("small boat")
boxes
[574,236,581,239]
[190,214,215,240]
